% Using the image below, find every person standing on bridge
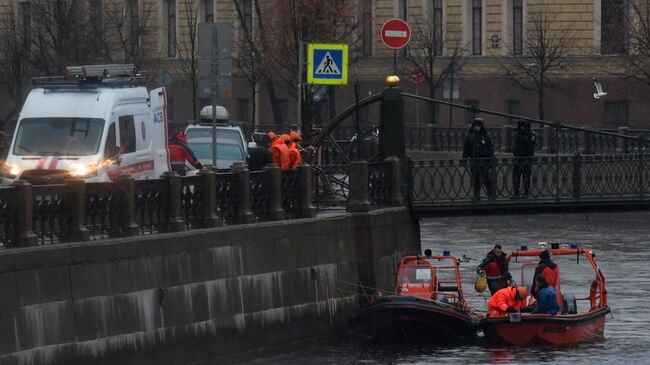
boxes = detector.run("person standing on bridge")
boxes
[463,117,495,201]
[512,120,536,199]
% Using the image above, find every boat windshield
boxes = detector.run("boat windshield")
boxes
[398,266,433,284]
[13,117,105,156]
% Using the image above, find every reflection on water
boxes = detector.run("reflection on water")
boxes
[246,212,650,364]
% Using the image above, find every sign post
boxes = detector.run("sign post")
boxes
[198,23,231,167]
[381,19,411,75]
[307,43,349,85]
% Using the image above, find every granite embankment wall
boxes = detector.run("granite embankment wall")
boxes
[0,207,420,365]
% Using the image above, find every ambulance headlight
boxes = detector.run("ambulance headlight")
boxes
[73,165,89,177]
[9,165,20,176]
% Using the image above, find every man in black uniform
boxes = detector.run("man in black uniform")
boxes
[512,120,536,199]
[463,117,495,201]
[248,133,273,171]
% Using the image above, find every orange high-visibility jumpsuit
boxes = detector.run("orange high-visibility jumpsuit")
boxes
[488,287,522,316]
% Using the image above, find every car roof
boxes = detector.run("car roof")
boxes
[185,123,243,131]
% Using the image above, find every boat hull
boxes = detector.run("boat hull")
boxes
[480,307,610,346]
[352,295,478,343]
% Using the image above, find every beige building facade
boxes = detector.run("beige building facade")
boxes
[0,0,647,131]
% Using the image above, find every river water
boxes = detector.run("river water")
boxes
[245,212,650,365]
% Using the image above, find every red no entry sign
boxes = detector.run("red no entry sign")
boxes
[381,18,411,49]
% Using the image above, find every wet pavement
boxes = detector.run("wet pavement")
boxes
[244,211,650,364]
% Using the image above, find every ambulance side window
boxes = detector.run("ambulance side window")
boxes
[104,123,116,159]
[119,116,136,153]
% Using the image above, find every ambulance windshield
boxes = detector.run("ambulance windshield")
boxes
[13,118,105,156]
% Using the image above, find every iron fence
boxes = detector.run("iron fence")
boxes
[135,179,169,235]
[0,187,18,247]
[32,184,69,245]
[312,164,349,210]
[249,170,271,222]
[410,154,650,205]
[281,170,301,219]
[85,182,122,240]
[181,175,205,229]
[215,172,240,225]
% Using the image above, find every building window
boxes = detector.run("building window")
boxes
[432,0,443,56]
[237,98,250,121]
[466,99,480,123]
[472,0,482,55]
[277,99,288,122]
[19,1,32,51]
[601,0,629,54]
[513,0,523,55]
[506,100,520,124]
[204,0,214,22]
[361,0,373,56]
[605,101,628,124]
[166,0,176,57]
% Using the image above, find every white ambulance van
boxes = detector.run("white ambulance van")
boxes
[2,64,171,184]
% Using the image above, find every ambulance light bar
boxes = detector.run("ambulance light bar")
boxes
[64,64,137,78]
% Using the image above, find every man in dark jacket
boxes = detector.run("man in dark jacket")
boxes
[169,130,202,176]
[532,274,559,315]
[463,117,495,201]
[477,244,512,295]
[512,120,536,199]
[248,134,273,171]
[531,249,560,297]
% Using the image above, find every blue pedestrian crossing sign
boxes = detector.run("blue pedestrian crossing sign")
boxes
[307,43,348,85]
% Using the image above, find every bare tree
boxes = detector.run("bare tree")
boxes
[172,0,201,119]
[0,5,32,122]
[29,0,94,75]
[405,18,468,125]
[232,0,265,131]
[627,0,650,87]
[499,7,572,120]
[259,0,360,140]
[103,0,161,72]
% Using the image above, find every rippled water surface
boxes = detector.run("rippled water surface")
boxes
[246,212,650,365]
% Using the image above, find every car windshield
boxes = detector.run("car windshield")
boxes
[186,128,242,143]
[188,143,245,161]
[13,118,105,156]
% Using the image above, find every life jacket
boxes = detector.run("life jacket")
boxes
[269,138,290,170]
[287,141,301,170]
[487,287,522,316]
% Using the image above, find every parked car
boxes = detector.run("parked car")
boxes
[184,137,246,170]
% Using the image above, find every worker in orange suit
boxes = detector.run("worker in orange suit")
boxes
[268,131,290,170]
[487,286,528,316]
[286,131,302,170]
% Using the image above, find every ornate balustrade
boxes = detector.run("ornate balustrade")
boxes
[410,154,650,205]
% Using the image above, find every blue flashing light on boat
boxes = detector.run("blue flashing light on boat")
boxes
[520,245,528,251]
[443,250,450,256]
[570,243,578,249]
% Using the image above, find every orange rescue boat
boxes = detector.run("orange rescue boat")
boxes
[480,245,610,346]
[352,254,479,343]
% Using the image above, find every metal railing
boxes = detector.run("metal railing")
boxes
[410,154,650,205]
[0,165,318,248]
